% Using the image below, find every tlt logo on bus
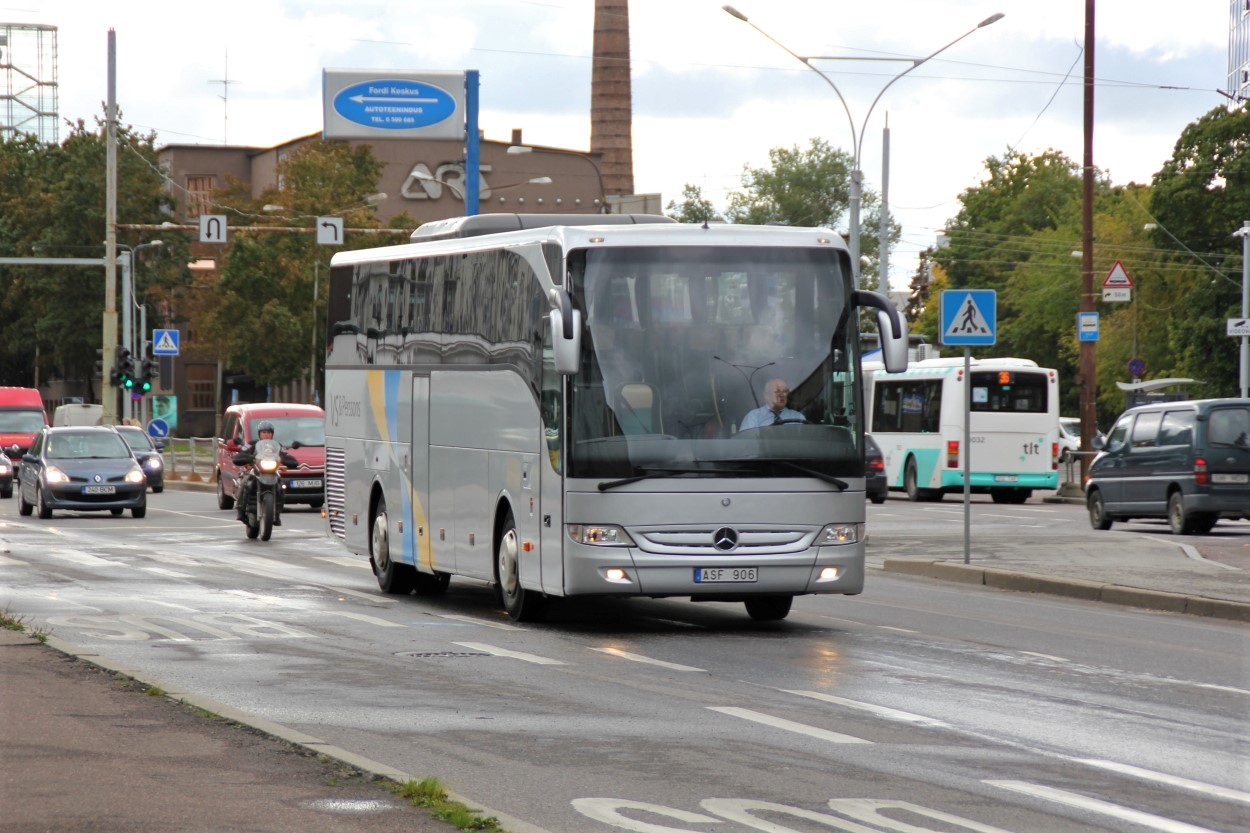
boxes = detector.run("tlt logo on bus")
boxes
[1022,441,1042,455]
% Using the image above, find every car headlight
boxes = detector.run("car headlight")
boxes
[816,523,862,546]
[566,524,635,546]
[0,462,9,476]
[144,457,162,471]
[125,467,146,484]
[45,465,69,484]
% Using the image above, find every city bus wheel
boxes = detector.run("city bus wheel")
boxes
[744,595,793,621]
[495,510,545,622]
[216,471,234,510]
[904,458,922,502]
[372,496,416,594]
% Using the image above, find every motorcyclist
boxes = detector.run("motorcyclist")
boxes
[233,420,298,526]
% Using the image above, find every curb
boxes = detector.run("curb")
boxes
[881,558,1250,623]
[41,634,555,833]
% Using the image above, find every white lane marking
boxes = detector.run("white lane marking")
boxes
[784,690,951,728]
[453,641,566,665]
[40,549,122,568]
[878,625,919,634]
[141,567,194,579]
[591,647,705,672]
[437,614,522,631]
[314,555,369,569]
[986,780,1223,833]
[707,707,872,745]
[324,610,408,628]
[1019,651,1070,662]
[0,554,28,567]
[228,565,383,602]
[1074,759,1250,805]
[1141,535,1240,569]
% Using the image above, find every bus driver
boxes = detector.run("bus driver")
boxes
[739,378,806,430]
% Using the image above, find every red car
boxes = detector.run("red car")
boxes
[216,403,325,511]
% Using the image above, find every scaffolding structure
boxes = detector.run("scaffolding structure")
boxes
[0,23,58,145]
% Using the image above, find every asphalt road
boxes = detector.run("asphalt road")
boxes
[1,491,1246,833]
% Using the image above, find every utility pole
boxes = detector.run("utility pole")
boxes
[1078,0,1097,477]
[103,29,119,425]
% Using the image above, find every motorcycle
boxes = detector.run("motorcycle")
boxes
[232,439,297,541]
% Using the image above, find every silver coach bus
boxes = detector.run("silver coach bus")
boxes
[323,214,908,622]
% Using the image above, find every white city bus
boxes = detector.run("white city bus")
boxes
[323,214,908,621]
[866,356,1061,503]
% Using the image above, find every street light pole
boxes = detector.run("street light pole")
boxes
[1238,221,1249,399]
[722,6,1002,289]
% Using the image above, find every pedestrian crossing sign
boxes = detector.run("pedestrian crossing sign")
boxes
[940,289,996,346]
[152,329,180,356]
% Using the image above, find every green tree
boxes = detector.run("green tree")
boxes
[1146,105,1250,395]
[665,183,721,224]
[724,137,896,291]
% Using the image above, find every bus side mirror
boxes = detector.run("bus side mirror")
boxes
[853,290,909,374]
[550,289,582,375]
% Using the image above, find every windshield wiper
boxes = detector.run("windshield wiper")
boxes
[771,459,848,490]
[598,467,709,491]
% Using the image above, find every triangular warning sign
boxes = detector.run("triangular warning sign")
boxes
[1103,260,1133,287]
[154,331,177,352]
[945,295,991,338]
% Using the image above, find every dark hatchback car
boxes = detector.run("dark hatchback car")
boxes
[864,433,887,504]
[17,426,147,519]
[114,424,165,492]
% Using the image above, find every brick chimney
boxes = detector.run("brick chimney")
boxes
[591,0,634,199]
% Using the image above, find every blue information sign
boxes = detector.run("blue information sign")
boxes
[147,418,169,439]
[1077,311,1100,342]
[940,290,997,346]
[152,329,180,355]
[332,78,457,131]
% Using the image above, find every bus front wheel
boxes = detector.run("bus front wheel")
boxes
[744,595,793,621]
[372,496,416,594]
[495,510,546,622]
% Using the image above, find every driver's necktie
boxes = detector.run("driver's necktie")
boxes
[772,411,782,425]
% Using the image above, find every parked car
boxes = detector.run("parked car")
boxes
[1085,398,1250,535]
[17,426,147,519]
[864,434,887,504]
[113,424,165,493]
[216,403,326,511]
[0,450,12,498]
[1058,416,1102,462]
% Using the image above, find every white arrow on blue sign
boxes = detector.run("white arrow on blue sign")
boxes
[940,289,996,346]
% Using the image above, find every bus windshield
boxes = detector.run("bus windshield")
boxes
[566,245,862,480]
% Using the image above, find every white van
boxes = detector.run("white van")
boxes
[52,403,103,427]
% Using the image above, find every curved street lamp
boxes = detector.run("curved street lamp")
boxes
[507,145,609,213]
[723,6,1003,288]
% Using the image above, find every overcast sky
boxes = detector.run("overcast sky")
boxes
[5,0,1231,291]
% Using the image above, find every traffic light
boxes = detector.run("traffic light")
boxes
[138,358,157,394]
[113,347,135,390]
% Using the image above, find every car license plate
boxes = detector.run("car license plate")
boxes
[993,475,1019,483]
[289,479,322,489]
[83,485,115,495]
[694,567,757,583]
[1212,473,1250,484]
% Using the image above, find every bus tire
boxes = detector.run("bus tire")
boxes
[744,595,793,621]
[372,496,416,594]
[495,509,545,622]
[904,458,922,502]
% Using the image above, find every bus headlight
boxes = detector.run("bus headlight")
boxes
[567,524,635,547]
[816,523,862,546]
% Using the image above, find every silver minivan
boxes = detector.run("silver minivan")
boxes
[1085,398,1250,534]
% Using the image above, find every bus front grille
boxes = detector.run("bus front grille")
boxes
[636,527,813,555]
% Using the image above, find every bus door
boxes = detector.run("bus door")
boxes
[538,328,565,596]
[409,374,436,573]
